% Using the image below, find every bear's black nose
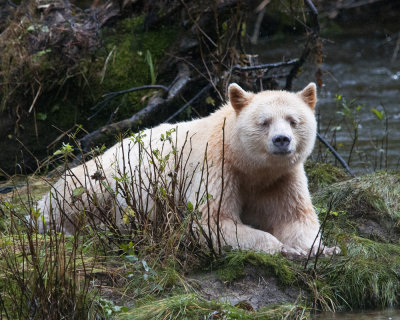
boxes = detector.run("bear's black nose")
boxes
[272,135,291,149]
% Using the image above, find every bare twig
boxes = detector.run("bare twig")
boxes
[304,197,335,271]
[7,0,18,8]
[232,59,298,72]
[80,64,191,152]
[216,118,226,254]
[250,7,266,45]
[165,83,213,123]
[391,31,400,63]
[28,85,42,113]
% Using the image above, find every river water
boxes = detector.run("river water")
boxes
[313,309,400,320]
[253,34,400,172]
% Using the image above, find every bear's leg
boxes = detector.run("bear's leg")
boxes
[201,217,303,255]
[275,216,340,256]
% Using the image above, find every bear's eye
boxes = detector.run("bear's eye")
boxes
[287,117,298,128]
[262,119,271,127]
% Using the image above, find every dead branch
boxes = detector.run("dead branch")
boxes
[165,83,213,123]
[232,59,298,72]
[88,85,169,121]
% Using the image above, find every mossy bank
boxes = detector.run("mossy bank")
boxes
[1,163,400,319]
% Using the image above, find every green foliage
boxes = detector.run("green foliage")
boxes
[53,142,74,156]
[97,298,128,318]
[0,14,177,175]
[0,223,102,318]
[300,171,400,310]
[371,108,385,121]
[145,50,156,85]
[216,251,296,286]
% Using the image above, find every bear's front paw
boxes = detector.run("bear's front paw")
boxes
[281,245,305,258]
[322,246,341,256]
[308,245,341,257]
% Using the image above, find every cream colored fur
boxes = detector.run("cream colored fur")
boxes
[37,83,339,257]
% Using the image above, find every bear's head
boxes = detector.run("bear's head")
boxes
[228,83,317,170]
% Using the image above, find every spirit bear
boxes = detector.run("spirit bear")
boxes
[37,83,339,256]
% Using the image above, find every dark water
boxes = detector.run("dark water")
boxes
[253,35,400,172]
[313,309,400,320]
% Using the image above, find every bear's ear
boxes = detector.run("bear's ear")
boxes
[298,83,317,111]
[228,83,253,113]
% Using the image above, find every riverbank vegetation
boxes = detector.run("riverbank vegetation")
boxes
[1,0,400,319]
[1,148,400,318]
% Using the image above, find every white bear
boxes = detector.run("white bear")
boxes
[36,83,339,256]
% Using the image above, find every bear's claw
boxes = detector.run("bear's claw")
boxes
[281,245,341,259]
[308,245,341,257]
[281,245,304,258]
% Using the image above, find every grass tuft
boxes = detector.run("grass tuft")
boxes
[216,250,296,286]
[120,293,309,320]
[324,236,400,308]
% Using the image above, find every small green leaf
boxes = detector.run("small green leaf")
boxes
[36,112,47,121]
[240,22,246,37]
[72,187,86,198]
[205,96,216,106]
[371,108,384,120]
[187,201,194,212]
[145,50,156,85]
[31,208,41,220]
[53,143,74,155]
[101,181,114,194]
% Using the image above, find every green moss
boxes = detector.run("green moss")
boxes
[305,161,349,193]
[216,250,296,286]
[80,16,177,122]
